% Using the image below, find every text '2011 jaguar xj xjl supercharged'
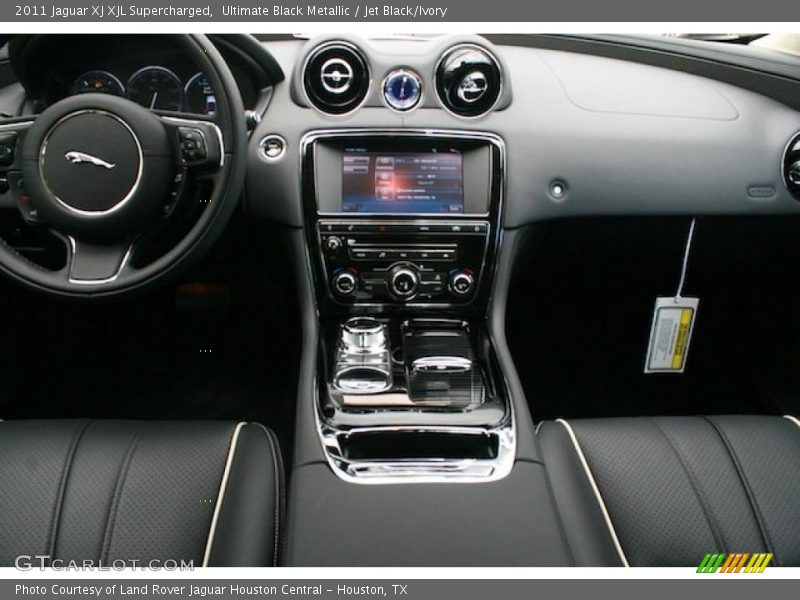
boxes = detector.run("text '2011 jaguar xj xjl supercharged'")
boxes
[0,33,799,568]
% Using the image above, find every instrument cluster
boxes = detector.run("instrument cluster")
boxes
[70,66,217,114]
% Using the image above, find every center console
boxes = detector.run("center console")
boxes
[304,130,502,310]
[302,129,512,483]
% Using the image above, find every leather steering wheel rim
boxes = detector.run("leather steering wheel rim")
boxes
[0,34,247,299]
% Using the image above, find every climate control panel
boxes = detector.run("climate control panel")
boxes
[317,220,490,305]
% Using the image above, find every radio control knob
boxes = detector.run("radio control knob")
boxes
[448,270,475,297]
[387,265,420,299]
[325,235,343,253]
[332,270,359,297]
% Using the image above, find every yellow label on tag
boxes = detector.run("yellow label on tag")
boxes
[645,298,699,374]
[671,308,693,369]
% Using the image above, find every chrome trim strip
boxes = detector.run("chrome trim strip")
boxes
[66,236,136,286]
[555,418,630,567]
[412,355,473,372]
[783,415,800,429]
[202,421,246,567]
[316,417,515,485]
[40,110,144,217]
[0,119,34,131]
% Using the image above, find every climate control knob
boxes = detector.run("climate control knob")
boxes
[448,270,475,297]
[325,235,343,253]
[387,265,420,299]
[332,269,359,297]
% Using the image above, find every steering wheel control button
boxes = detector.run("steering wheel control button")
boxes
[383,69,422,112]
[332,269,359,297]
[387,264,420,300]
[448,270,475,297]
[7,172,39,224]
[0,132,18,166]
[178,127,207,163]
[258,135,286,161]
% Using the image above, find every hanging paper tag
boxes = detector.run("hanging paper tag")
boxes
[644,297,699,374]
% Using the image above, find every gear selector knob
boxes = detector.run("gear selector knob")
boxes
[340,317,388,354]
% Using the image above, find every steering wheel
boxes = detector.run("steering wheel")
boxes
[0,34,247,298]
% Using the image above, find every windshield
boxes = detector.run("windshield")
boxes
[668,33,800,58]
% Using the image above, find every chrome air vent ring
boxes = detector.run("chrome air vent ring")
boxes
[783,132,800,200]
[303,41,370,115]
[435,43,503,119]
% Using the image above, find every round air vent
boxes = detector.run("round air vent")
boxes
[303,42,370,115]
[435,44,502,118]
[784,132,800,200]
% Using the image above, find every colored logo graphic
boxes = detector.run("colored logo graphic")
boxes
[697,553,773,573]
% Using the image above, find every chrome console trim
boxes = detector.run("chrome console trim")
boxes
[316,409,516,485]
[303,130,513,484]
[315,316,516,485]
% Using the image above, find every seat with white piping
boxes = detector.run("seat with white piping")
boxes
[0,420,283,567]
[537,415,800,567]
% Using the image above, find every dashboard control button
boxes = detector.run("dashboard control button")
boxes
[325,236,343,253]
[258,135,286,161]
[387,265,420,299]
[448,270,475,297]
[349,248,370,260]
[421,272,445,283]
[332,269,359,297]
[319,223,350,233]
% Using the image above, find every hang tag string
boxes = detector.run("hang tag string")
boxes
[675,218,696,301]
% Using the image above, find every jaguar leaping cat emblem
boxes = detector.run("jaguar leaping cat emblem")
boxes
[64,151,116,170]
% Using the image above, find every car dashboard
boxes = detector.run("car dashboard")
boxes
[1,32,800,568]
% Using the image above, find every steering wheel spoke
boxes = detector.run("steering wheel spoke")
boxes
[62,236,136,285]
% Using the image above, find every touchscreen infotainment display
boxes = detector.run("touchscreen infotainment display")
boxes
[341,150,464,214]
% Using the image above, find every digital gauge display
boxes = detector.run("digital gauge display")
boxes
[184,72,217,115]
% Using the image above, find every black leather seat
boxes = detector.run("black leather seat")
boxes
[538,415,800,567]
[0,420,283,567]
